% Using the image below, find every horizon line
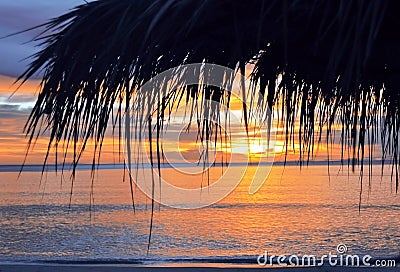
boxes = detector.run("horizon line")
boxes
[0,159,391,172]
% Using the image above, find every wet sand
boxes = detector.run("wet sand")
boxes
[0,264,398,272]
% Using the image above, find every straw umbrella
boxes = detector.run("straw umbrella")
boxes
[19,0,399,193]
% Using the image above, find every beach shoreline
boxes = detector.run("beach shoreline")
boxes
[0,263,399,272]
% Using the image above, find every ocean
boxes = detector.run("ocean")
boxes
[0,164,399,265]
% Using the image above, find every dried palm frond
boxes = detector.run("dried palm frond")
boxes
[18,0,400,198]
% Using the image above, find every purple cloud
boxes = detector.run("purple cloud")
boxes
[0,0,93,78]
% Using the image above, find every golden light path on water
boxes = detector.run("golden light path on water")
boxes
[0,164,399,261]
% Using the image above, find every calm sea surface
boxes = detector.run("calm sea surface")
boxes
[0,164,399,264]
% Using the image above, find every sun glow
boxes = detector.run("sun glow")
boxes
[249,142,265,154]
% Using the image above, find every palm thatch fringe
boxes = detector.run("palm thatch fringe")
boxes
[18,0,400,197]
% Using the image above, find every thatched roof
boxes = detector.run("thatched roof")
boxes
[19,0,400,192]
